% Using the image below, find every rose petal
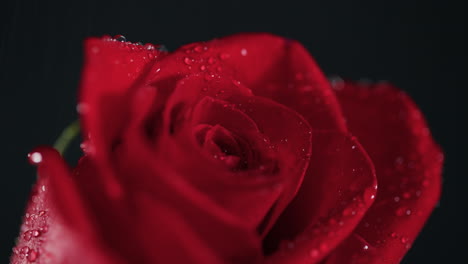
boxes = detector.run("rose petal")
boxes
[80,37,166,197]
[148,33,346,131]
[325,81,443,263]
[11,147,120,264]
[264,131,377,264]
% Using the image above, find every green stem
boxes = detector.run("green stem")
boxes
[53,120,80,155]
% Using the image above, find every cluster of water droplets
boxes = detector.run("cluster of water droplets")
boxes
[11,153,49,263]
[272,183,377,262]
[177,43,249,83]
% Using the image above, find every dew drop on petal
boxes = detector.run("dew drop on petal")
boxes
[184,57,193,65]
[219,53,231,60]
[309,249,319,258]
[20,246,30,254]
[144,43,155,50]
[28,152,43,165]
[240,48,247,56]
[114,35,126,42]
[27,250,38,262]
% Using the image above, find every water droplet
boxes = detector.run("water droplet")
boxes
[309,249,319,258]
[351,145,356,150]
[363,187,376,202]
[219,53,231,60]
[301,85,313,92]
[295,72,304,81]
[76,102,89,114]
[27,250,38,262]
[32,230,41,237]
[240,48,247,56]
[363,245,369,250]
[329,76,344,90]
[394,196,401,202]
[208,57,216,64]
[402,192,411,199]
[342,207,355,216]
[395,207,406,216]
[194,45,205,53]
[400,237,408,243]
[200,65,206,71]
[422,179,430,187]
[20,246,30,254]
[390,232,397,238]
[158,45,168,52]
[114,35,126,42]
[144,43,155,50]
[395,156,404,165]
[28,152,43,165]
[204,73,215,81]
[22,231,32,241]
[90,46,100,54]
[184,57,193,65]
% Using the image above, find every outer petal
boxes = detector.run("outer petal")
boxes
[148,33,347,131]
[325,81,443,263]
[264,131,377,264]
[79,37,166,197]
[11,147,120,264]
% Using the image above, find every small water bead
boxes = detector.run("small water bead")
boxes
[194,45,207,53]
[184,57,194,65]
[114,35,127,42]
[28,152,43,165]
[390,232,397,238]
[32,230,41,237]
[208,57,216,64]
[363,187,376,202]
[200,65,207,71]
[157,45,168,52]
[363,245,369,250]
[400,237,408,244]
[329,75,344,91]
[219,53,231,60]
[394,196,401,202]
[351,145,356,150]
[309,249,319,258]
[395,156,404,165]
[240,48,248,56]
[76,102,90,114]
[144,43,155,50]
[402,192,411,199]
[204,73,215,81]
[395,207,411,216]
[27,250,38,262]
[20,246,30,254]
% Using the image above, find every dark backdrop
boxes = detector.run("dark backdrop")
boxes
[1,0,466,263]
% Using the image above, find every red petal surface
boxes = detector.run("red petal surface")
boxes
[325,81,443,263]
[148,33,347,131]
[265,131,377,264]
[79,37,166,197]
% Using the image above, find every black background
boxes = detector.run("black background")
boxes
[1,0,466,263]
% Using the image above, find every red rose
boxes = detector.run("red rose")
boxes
[11,33,443,264]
